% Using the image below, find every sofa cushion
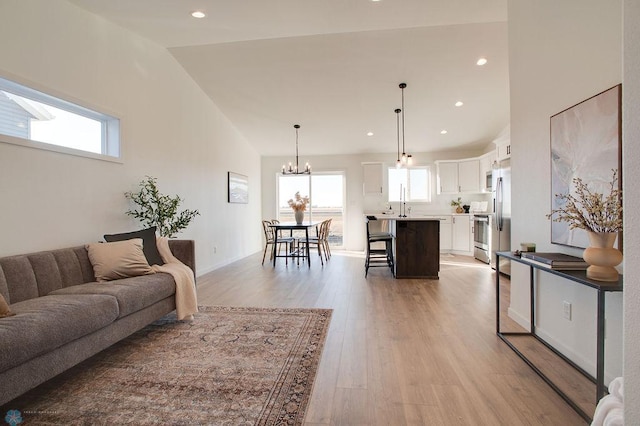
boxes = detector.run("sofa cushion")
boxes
[49,273,176,318]
[0,294,14,318]
[104,227,164,266]
[0,256,39,304]
[0,294,119,374]
[86,239,153,282]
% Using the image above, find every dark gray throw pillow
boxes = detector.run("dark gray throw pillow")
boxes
[103,226,164,266]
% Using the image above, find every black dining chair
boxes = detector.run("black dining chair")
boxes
[261,220,296,265]
[365,216,394,277]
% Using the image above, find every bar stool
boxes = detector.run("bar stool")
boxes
[365,216,395,277]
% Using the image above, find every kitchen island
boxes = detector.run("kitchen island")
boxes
[370,216,440,279]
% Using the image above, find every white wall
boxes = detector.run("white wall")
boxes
[0,0,262,274]
[261,148,490,251]
[623,0,640,422]
[508,0,623,385]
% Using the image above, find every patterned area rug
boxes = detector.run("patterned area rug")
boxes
[3,306,332,425]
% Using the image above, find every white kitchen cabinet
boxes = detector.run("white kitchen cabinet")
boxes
[440,218,453,251]
[362,163,383,195]
[436,159,480,194]
[436,162,459,194]
[495,140,511,161]
[479,151,497,192]
[458,159,480,193]
[452,215,472,252]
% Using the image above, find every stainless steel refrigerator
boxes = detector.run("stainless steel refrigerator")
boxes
[490,158,511,276]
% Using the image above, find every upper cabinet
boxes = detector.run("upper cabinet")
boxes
[458,159,480,193]
[436,162,459,194]
[479,151,497,193]
[362,162,383,195]
[495,140,511,161]
[436,159,480,194]
[493,124,511,161]
[436,125,510,194]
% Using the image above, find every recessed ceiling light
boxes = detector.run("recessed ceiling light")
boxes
[477,58,488,66]
[191,11,206,18]
[370,0,382,2]
[455,101,464,107]
[367,132,374,136]
[440,130,448,134]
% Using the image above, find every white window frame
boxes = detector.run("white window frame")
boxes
[0,76,121,162]
[275,170,346,249]
[388,166,432,203]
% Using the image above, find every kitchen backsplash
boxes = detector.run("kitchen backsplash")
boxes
[365,192,492,216]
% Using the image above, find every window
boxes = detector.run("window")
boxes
[388,166,431,202]
[0,77,120,159]
[277,172,345,247]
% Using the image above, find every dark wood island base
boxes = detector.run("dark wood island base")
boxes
[389,218,440,279]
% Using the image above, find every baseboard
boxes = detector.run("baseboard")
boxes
[507,306,530,330]
[506,307,617,385]
[196,251,261,277]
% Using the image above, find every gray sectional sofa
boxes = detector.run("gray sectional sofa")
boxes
[0,239,195,406]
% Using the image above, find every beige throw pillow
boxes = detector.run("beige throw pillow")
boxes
[86,238,154,282]
[0,293,15,318]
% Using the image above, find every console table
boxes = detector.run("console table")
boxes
[495,251,623,422]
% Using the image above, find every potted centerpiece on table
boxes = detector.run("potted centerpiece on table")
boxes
[547,169,623,281]
[288,192,310,224]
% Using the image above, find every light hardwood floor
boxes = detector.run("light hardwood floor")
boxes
[197,250,587,425]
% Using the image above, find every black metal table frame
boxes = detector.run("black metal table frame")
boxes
[270,222,319,267]
[495,251,623,422]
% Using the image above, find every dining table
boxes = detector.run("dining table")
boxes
[269,221,321,267]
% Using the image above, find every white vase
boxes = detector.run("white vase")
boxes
[583,231,622,282]
[295,210,304,224]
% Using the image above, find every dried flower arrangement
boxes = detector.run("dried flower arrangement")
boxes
[288,192,310,212]
[547,169,622,233]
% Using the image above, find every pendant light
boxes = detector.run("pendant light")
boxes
[282,124,311,174]
[399,83,413,165]
[395,108,402,168]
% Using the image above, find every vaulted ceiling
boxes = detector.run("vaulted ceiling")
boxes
[70,0,510,157]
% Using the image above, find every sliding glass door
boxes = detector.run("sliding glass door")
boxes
[277,172,344,248]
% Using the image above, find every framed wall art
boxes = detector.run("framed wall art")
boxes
[550,84,622,249]
[228,172,248,204]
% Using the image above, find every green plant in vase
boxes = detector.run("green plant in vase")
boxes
[125,176,200,238]
[450,197,463,213]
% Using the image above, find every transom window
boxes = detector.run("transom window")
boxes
[388,166,431,202]
[0,76,120,159]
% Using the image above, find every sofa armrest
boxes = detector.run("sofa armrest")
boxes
[168,240,196,278]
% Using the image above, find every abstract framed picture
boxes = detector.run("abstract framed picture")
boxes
[550,84,622,249]
[228,172,248,204]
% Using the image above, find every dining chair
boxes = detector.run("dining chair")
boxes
[321,219,332,260]
[261,220,295,265]
[299,219,332,265]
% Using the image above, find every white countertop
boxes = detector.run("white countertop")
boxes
[367,213,486,220]
[367,214,445,221]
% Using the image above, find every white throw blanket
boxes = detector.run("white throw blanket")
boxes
[592,377,624,426]
[151,237,198,321]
